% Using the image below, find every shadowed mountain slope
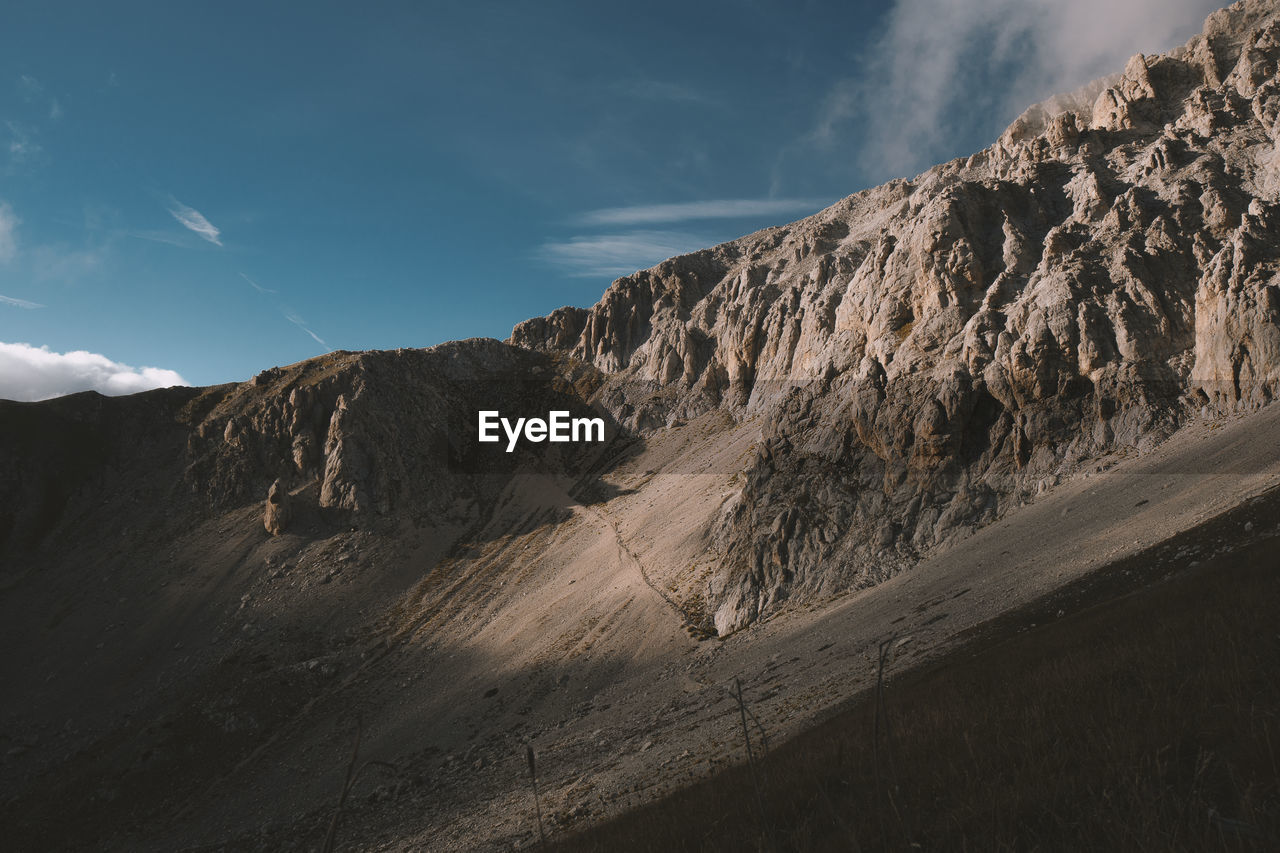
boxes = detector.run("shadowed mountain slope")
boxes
[5,2,1280,850]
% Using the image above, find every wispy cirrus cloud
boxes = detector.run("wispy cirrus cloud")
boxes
[0,199,104,288]
[240,270,331,351]
[17,74,62,120]
[579,197,828,227]
[240,272,276,294]
[27,243,104,283]
[284,311,330,349]
[17,74,43,100]
[801,0,1220,181]
[0,201,18,261]
[0,341,187,401]
[126,228,203,249]
[5,121,40,168]
[167,198,222,246]
[542,197,830,278]
[537,230,711,278]
[0,294,43,309]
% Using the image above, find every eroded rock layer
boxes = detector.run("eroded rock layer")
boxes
[512,0,1280,631]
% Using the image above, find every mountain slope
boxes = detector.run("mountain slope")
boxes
[515,0,1280,630]
[5,2,1280,851]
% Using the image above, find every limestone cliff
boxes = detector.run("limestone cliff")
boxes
[512,0,1280,631]
[8,4,1280,638]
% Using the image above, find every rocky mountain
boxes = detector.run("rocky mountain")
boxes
[0,342,627,850]
[5,2,1280,849]
[515,0,1280,631]
[2,340,609,555]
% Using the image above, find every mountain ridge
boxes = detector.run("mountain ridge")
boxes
[5,2,1280,849]
[512,0,1280,630]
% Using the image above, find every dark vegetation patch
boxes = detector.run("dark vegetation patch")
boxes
[552,517,1280,851]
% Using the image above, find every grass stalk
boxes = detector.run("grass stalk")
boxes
[528,744,547,848]
[735,676,775,850]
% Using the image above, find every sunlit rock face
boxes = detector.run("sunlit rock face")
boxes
[12,4,1280,637]
[513,0,1280,632]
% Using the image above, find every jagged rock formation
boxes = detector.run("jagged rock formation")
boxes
[10,3,1277,640]
[177,340,611,529]
[263,478,291,535]
[0,340,628,851]
[9,6,1275,641]
[512,0,1280,632]
[0,339,615,570]
[6,5,1280,850]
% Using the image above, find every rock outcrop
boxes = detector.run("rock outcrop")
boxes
[263,478,291,535]
[175,339,615,530]
[8,4,1280,640]
[512,0,1280,632]
[7,6,1280,851]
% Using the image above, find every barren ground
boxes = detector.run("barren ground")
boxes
[4,403,1280,851]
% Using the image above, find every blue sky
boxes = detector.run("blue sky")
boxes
[0,0,1220,398]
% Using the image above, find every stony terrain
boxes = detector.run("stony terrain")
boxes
[515,0,1280,631]
[3,1,1280,850]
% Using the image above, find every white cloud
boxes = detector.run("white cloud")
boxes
[167,199,222,246]
[126,228,201,249]
[17,75,61,120]
[17,74,43,100]
[0,201,17,262]
[545,199,830,279]
[240,272,276,294]
[27,244,104,282]
[579,198,829,226]
[240,274,327,350]
[814,0,1221,179]
[5,121,40,166]
[0,294,43,309]
[0,342,187,401]
[0,200,103,283]
[284,312,330,350]
[538,230,711,278]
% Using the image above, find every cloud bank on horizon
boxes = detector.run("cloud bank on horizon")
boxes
[821,0,1222,180]
[0,342,188,402]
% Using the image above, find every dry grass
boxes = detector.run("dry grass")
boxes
[550,533,1280,852]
